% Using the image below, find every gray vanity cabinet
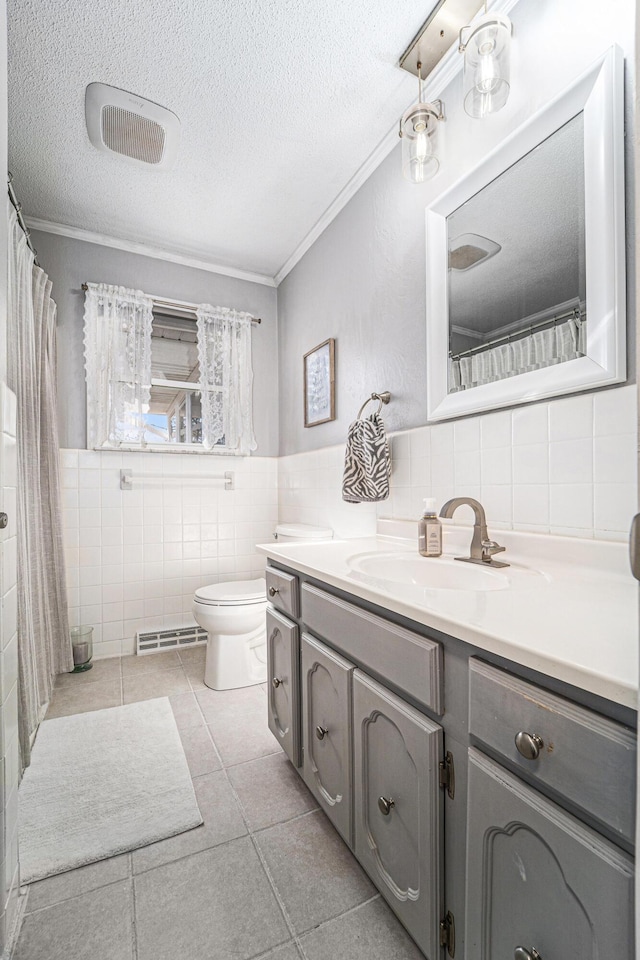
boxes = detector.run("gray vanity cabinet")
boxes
[465,748,635,959]
[266,607,301,768]
[468,658,637,845]
[301,633,354,845]
[265,563,636,960]
[353,671,444,960]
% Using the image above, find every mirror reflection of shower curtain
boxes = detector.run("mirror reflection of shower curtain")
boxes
[6,204,73,769]
[449,314,586,392]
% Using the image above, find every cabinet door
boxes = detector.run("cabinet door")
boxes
[266,608,300,768]
[466,748,634,960]
[353,670,444,960]
[301,634,354,846]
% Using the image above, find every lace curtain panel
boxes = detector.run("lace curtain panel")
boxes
[196,305,257,455]
[449,315,586,392]
[84,283,154,447]
[7,205,73,769]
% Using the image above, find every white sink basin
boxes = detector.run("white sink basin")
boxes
[347,552,545,592]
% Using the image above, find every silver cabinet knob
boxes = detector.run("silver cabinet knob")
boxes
[515,731,544,760]
[0,513,7,530]
[514,948,542,960]
[378,796,395,816]
[268,586,279,597]
[315,725,328,740]
[272,677,282,688]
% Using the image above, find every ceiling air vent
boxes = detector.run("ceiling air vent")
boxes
[85,82,180,170]
[449,233,501,271]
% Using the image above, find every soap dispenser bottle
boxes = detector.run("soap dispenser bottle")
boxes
[418,498,442,557]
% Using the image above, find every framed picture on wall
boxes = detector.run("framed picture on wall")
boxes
[303,338,335,427]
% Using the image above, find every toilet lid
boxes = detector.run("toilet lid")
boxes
[275,522,333,540]
[194,578,266,606]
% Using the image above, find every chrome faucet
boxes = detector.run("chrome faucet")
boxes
[439,497,509,567]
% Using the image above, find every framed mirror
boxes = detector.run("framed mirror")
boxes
[426,46,625,421]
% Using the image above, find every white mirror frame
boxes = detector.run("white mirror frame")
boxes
[426,45,626,421]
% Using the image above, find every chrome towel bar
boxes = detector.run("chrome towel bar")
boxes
[120,469,234,490]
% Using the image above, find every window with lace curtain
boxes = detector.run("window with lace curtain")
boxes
[83,283,257,454]
[144,309,205,446]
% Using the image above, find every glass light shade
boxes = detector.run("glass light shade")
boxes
[401,102,441,183]
[462,13,512,119]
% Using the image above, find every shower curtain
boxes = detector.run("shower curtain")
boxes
[7,204,73,769]
[448,314,586,392]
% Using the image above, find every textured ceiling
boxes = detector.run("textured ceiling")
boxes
[448,113,585,335]
[8,0,435,278]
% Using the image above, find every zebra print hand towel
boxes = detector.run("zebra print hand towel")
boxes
[342,412,391,503]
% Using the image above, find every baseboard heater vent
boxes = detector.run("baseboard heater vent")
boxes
[136,626,207,655]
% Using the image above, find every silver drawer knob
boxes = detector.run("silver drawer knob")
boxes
[514,948,542,960]
[515,731,544,760]
[315,725,328,741]
[268,586,279,597]
[378,796,395,816]
[272,677,282,688]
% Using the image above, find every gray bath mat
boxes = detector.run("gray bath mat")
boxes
[19,697,203,883]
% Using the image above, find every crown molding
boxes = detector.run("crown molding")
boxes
[274,0,518,286]
[24,217,277,288]
[26,0,518,292]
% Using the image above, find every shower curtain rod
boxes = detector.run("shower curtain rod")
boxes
[81,283,262,324]
[8,173,39,265]
[449,307,586,361]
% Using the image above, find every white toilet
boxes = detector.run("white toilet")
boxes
[192,522,333,690]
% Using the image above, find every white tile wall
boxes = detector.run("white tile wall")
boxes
[61,450,278,659]
[279,386,638,544]
[278,444,377,539]
[64,386,637,661]
[0,385,20,946]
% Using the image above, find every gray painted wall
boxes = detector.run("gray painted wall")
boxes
[277,0,636,456]
[32,231,279,455]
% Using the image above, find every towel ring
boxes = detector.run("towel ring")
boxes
[356,391,391,419]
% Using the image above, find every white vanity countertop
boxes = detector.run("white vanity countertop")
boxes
[257,522,638,710]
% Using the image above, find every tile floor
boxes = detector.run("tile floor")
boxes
[14,648,425,960]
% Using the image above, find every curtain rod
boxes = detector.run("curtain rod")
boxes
[449,308,586,361]
[81,283,261,324]
[8,173,39,266]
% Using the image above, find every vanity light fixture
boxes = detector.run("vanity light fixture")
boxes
[397,1,512,184]
[399,61,444,183]
[459,10,513,118]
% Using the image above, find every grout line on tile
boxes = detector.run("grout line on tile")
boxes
[251,806,321,836]
[130,856,140,960]
[214,746,284,770]
[130,823,250,878]
[293,890,384,945]
[297,891,382,945]
[7,888,30,958]
[21,874,133,917]
[248,834,302,947]
[190,690,306,954]
[244,937,302,960]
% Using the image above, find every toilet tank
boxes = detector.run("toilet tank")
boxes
[274,523,333,543]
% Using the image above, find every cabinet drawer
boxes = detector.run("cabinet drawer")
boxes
[466,748,634,959]
[469,658,636,844]
[266,608,301,768]
[301,584,442,715]
[301,634,354,846]
[266,565,299,619]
